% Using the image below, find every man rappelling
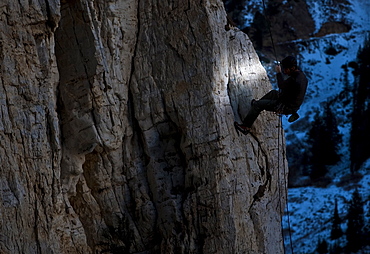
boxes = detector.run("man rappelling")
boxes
[234,56,308,135]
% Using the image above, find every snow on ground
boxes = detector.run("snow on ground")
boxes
[305,0,350,34]
[279,1,370,253]
[241,0,369,252]
[280,0,370,144]
[283,169,370,254]
[349,0,370,32]
[242,0,263,27]
[297,31,366,115]
[295,0,370,115]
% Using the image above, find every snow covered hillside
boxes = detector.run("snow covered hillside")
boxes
[282,164,370,254]
[278,0,370,253]
[225,0,370,253]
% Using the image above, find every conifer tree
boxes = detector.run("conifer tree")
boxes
[250,11,268,50]
[329,241,342,254]
[316,238,328,254]
[322,103,342,163]
[346,189,365,252]
[305,104,342,181]
[350,35,370,172]
[330,199,343,240]
[306,112,326,180]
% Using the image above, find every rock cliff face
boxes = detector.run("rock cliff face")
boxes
[0,0,287,253]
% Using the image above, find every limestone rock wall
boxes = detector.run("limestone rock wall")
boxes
[0,0,287,253]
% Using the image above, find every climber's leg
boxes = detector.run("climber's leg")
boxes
[242,90,280,127]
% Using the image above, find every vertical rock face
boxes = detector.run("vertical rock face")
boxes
[0,0,287,253]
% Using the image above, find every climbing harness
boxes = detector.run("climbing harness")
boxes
[261,0,295,253]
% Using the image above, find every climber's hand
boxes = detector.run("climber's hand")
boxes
[275,64,282,73]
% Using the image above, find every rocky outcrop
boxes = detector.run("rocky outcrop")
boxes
[314,22,351,37]
[0,0,287,253]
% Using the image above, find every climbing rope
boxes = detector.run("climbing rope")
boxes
[261,0,278,62]
[260,0,294,253]
[278,116,294,254]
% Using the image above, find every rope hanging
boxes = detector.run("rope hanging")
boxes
[260,1,294,253]
[261,0,279,62]
[278,116,294,254]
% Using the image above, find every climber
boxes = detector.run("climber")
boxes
[234,56,308,135]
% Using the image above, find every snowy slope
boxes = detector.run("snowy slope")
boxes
[284,0,369,166]
[277,0,370,163]
[279,0,370,253]
[283,165,370,254]
[233,0,370,252]
[283,0,370,126]
[305,0,370,34]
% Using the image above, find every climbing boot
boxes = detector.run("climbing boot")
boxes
[288,112,299,123]
[251,99,256,107]
[234,122,251,136]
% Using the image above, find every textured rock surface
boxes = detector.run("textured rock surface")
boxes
[0,0,287,253]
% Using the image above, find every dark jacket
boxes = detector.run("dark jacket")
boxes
[276,70,308,112]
